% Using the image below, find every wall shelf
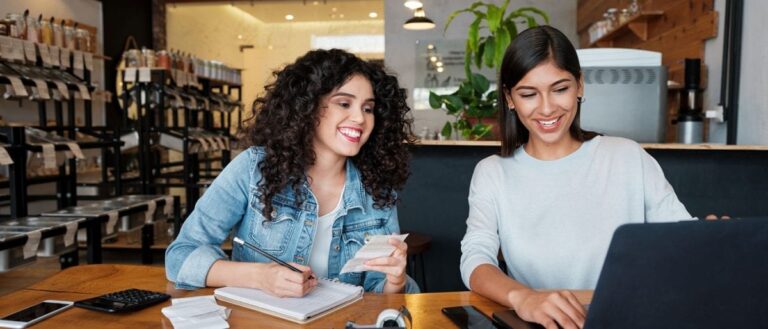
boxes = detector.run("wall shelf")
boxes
[589,11,665,48]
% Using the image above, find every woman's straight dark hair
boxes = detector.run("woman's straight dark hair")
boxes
[497,25,599,157]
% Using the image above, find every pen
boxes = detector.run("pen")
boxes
[233,237,316,280]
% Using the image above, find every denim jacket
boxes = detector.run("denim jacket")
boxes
[165,147,419,293]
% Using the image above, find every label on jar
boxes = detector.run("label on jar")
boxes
[7,75,28,97]
[84,52,93,71]
[32,78,51,100]
[53,80,69,99]
[123,67,137,82]
[60,48,71,69]
[38,43,53,67]
[75,83,91,100]
[138,67,151,82]
[23,40,37,62]
[0,145,12,165]
[49,45,61,67]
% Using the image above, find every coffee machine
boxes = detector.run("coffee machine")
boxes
[676,58,704,144]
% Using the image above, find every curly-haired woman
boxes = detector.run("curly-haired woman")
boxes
[165,49,418,296]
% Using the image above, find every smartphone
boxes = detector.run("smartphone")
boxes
[442,305,501,329]
[0,300,73,329]
[492,309,545,329]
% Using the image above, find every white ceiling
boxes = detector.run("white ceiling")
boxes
[232,0,384,23]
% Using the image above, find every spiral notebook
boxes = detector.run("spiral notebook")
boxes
[214,279,363,324]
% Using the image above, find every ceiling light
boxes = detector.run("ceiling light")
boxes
[285,14,295,21]
[369,12,378,18]
[436,61,443,67]
[313,1,319,5]
[436,67,444,73]
[237,34,243,39]
[427,44,435,49]
[339,14,345,18]
[403,8,435,30]
[332,7,337,12]
[404,0,423,10]
[429,56,437,62]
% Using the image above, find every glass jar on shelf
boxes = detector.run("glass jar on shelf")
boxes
[75,28,91,52]
[156,50,171,70]
[25,15,39,42]
[605,8,619,30]
[39,19,53,45]
[619,8,631,25]
[63,25,76,49]
[52,21,63,47]
[123,49,141,68]
[5,13,24,39]
[628,0,641,17]
[141,47,155,68]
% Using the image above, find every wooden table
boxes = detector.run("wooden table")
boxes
[0,264,593,328]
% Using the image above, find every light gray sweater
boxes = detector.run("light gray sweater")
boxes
[460,136,692,290]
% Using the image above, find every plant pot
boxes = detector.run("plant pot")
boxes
[465,116,500,141]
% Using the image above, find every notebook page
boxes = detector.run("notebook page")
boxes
[214,279,362,320]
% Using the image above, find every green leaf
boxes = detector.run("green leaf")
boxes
[471,123,492,140]
[444,95,464,114]
[428,92,443,109]
[467,17,481,53]
[444,2,487,33]
[499,0,511,17]
[475,39,485,69]
[456,118,471,131]
[441,121,452,138]
[504,19,518,38]
[494,27,511,70]
[516,7,550,24]
[471,73,490,95]
[483,36,495,68]
[486,5,502,33]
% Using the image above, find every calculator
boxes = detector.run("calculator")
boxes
[74,288,171,313]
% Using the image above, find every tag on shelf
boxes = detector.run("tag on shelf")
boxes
[60,48,71,69]
[63,220,81,247]
[31,78,51,100]
[174,94,183,108]
[84,52,94,71]
[0,146,12,165]
[123,67,137,82]
[75,83,91,100]
[53,81,70,99]
[41,143,56,169]
[178,70,187,86]
[203,98,210,111]
[72,50,84,70]
[215,137,226,150]
[164,196,174,217]
[22,230,42,259]
[38,44,53,67]
[11,38,25,61]
[7,75,29,97]
[138,67,151,82]
[145,200,157,223]
[49,46,61,67]
[0,36,14,60]
[106,211,118,235]
[189,97,198,109]
[196,137,210,151]
[23,40,37,63]
[65,142,85,159]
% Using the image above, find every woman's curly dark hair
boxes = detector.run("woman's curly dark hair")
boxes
[247,49,415,221]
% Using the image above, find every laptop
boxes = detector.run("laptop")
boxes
[494,219,768,329]
[584,218,768,329]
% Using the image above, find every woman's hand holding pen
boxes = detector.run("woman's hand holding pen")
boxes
[259,262,317,298]
[363,238,409,293]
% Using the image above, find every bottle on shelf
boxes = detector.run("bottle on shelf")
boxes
[676,58,704,144]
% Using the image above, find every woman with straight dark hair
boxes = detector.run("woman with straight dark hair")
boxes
[460,26,692,328]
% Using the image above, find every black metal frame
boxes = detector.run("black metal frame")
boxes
[720,0,744,144]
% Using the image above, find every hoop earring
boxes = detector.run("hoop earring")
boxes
[577,96,586,104]
[508,107,515,112]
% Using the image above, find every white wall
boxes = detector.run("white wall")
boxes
[167,4,384,116]
[734,0,768,144]
[384,0,577,134]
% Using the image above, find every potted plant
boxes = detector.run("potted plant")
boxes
[429,0,548,140]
